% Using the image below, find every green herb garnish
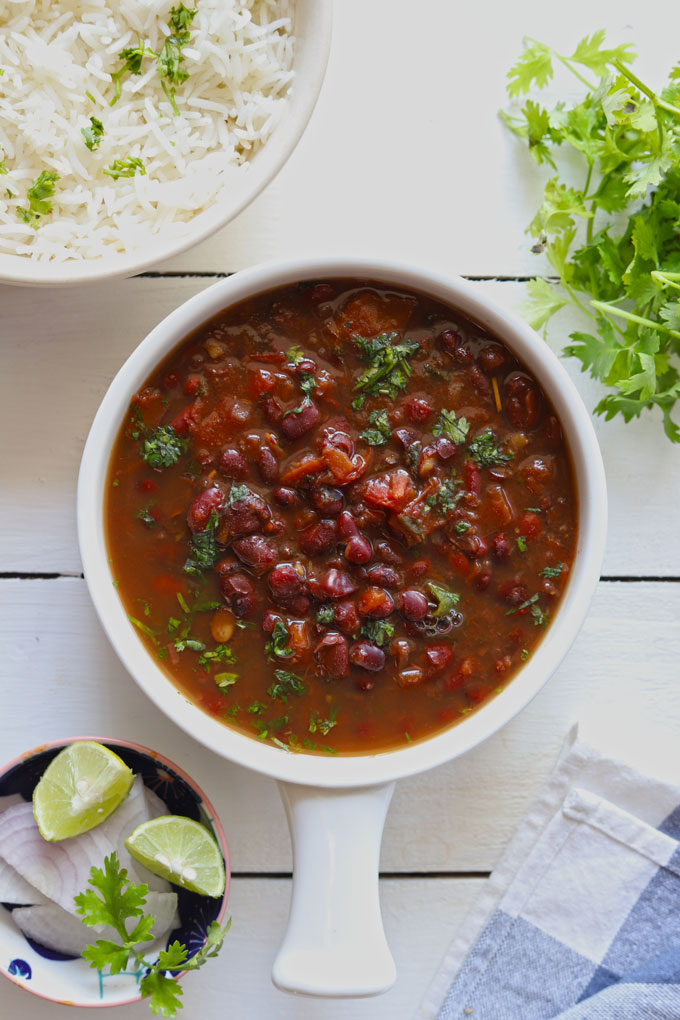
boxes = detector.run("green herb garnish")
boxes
[316,605,335,625]
[128,615,159,645]
[75,853,230,1019]
[110,40,157,105]
[503,31,680,442]
[16,170,59,228]
[174,638,205,653]
[141,425,187,469]
[157,5,197,114]
[468,429,512,467]
[360,620,394,648]
[286,345,304,367]
[353,333,419,404]
[81,116,104,151]
[265,619,293,661]
[199,644,236,669]
[136,505,156,528]
[426,582,460,618]
[517,536,528,552]
[437,476,462,513]
[521,648,530,661]
[0,158,7,175]
[506,593,540,616]
[309,704,338,736]
[360,409,392,446]
[215,672,238,688]
[455,521,470,534]
[104,157,146,180]
[268,669,306,702]
[225,483,251,506]
[541,563,565,578]
[432,410,470,444]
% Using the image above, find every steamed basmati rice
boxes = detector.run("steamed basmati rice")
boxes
[0,0,294,261]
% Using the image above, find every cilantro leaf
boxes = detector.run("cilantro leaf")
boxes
[506,38,553,97]
[268,669,306,702]
[360,620,394,648]
[432,410,470,444]
[141,425,187,469]
[426,582,460,618]
[468,429,512,467]
[265,618,293,660]
[104,156,146,180]
[360,409,392,445]
[139,968,184,1017]
[353,333,419,402]
[309,704,338,735]
[316,605,335,624]
[82,116,104,151]
[521,278,569,331]
[541,563,564,578]
[16,170,59,228]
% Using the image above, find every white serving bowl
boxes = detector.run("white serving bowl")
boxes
[79,258,607,997]
[0,1,331,287]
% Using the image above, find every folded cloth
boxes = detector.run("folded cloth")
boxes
[418,726,680,1020]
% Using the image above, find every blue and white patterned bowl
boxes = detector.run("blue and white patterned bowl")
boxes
[0,736,230,1008]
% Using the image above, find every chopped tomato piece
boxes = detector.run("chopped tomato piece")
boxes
[363,469,416,512]
[517,511,542,539]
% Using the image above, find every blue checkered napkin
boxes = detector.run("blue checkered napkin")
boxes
[418,729,680,1020]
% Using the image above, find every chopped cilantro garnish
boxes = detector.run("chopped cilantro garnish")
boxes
[530,603,549,626]
[104,156,145,180]
[525,507,542,513]
[427,582,460,618]
[468,429,513,467]
[81,116,104,151]
[265,619,293,660]
[16,170,59,228]
[437,476,462,513]
[176,592,191,614]
[521,648,530,661]
[268,669,306,702]
[199,644,236,669]
[316,605,335,625]
[136,504,156,528]
[110,40,157,105]
[506,593,540,616]
[225,704,240,719]
[166,617,181,635]
[360,409,392,446]
[225,482,251,506]
[286,345,304,367]
[299,372,317,398]
[157,5,197,113]
[455,521,470,534]
[0,158,7,175]
[215,672,238,688]
[540,563,564,578]
[247,701,267,715]
[309,704,338,736]
[517,536,528,552]
[432,410,470,445]
[184,510,220,576]
[174,638,205,653]
[360,620,394,648]
[128,615,159,644]
[353,332,419,402]
[141,424,187,468]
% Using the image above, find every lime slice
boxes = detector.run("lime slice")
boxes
[125,816,225,897]
[33,741,134,841]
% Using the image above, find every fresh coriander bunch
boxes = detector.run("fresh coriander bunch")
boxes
[75,853,230,1018]
[501,30,680,441]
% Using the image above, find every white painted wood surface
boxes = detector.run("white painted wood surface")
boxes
[2,1,679,1018]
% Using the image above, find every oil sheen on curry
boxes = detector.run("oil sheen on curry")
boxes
[106,280,577,754]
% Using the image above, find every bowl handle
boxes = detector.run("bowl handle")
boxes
[272,779,397,998]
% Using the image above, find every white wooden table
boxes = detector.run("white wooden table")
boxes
[2,2,680,1017]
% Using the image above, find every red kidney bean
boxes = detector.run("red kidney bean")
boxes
[477,344,506,373]
[187,486,224,533]
[300,520,337,557]
[439,329,473,363]
[273,486,302,509]
[476,571,492,591]
[366,564,401,588]
[321,428,354,456]
[314,632,350,679]
[396,589,429,621]
[424,644,454,675]
[454,531,488,558]
[333,599,361,635]
[268,562,306,600]
[257,446,279,483]
[320,568,358,599]
[219,448,249,479]
[281,401,321,440]
[470,365,491,395]
[345,534,373,565]
[497,579,529,606]
[520,455,555,494]
[376,541,404,566]
[309,486,344,516]
[220,489,271,537]
[232,535,276,574]
[262,611,283,634]
[220,572,256,618]
[405,397,433,423]
[337,510,359,540]
[493,532,511,559]
[407,558,429,579]
[518,511,542,539]
[505,372,541,430]
[286,594,311,615]
[350,640,386,671]
[357,587,394,618]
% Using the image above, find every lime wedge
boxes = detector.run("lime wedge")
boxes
[33,741,134,841]
[125,816,225,897]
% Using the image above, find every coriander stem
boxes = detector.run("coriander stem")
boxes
[612,60,680,118]
[564,281,596,320]
[590,299,680,339]
[652,270,680,292]
[555,54,598,91]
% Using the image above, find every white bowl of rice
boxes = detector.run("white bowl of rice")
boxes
[0,0,331,286]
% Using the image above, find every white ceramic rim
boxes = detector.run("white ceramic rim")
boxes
[78,257,607,788]
[0,0,332,287]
